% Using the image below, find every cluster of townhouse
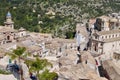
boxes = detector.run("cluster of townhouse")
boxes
[0,12,26,44]
[1,11,120,80]
[0,12,79,59]
[87,13,120,80]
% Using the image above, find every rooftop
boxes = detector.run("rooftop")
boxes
[58,51,107,80]
[0,35,5,40]
[103,37,120,42]
[0,27,17,33]
[97,29,120,35]
[27,45,42,53]
[54,38,76,43]
[98,15,110,21]
[19,27,26,31]
[110,18,118,22]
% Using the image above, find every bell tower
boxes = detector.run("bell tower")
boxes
[4,12,14,29]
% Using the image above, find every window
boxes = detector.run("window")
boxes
[116,34,117,37]
[112,35,114,38]
[105,36,107,39]
[100,43,103,46]
[3,41,5,44]
[21,33,23,36]
[95,36,97,39]
[112,44,114,47]
[21,33,23,37]
[114,55,117,59]
[101,36,103,39]
[7,36,10,40]
[109,35,111,38]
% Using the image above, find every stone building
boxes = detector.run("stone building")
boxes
[4,12,14,29]
[90,14,120,59]
[0,12,27,45]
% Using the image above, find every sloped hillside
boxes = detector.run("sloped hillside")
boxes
[0,0,120,38]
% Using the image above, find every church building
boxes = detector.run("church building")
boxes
[90,13,120,59]
[0,12,27,44]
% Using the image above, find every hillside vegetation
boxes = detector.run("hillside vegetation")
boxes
[0,0,120,38]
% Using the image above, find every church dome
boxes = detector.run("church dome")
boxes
[19,27,25,31]
[6,12,11,17]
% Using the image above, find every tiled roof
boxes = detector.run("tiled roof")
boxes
[54,38,76,43]
[26,45,42,53]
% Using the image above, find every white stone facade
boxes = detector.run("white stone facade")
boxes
[91,13,120,59]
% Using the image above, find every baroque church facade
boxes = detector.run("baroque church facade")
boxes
[90,13,120,59]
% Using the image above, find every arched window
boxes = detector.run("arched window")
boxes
[112,44,114,47]
[109,35,111,38]
[7,36,10,40]
[116,34,117,37]
[100,43,103,46]
[105,36,107,39]
[112,35,114,38]
[95,36,97,39]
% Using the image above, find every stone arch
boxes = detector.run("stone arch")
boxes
[7,35,10,40]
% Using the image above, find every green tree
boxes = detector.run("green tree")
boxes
[7,47,26,80]
[39,69,58,80]
[24,59,33,70]
[29,58,52,79]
